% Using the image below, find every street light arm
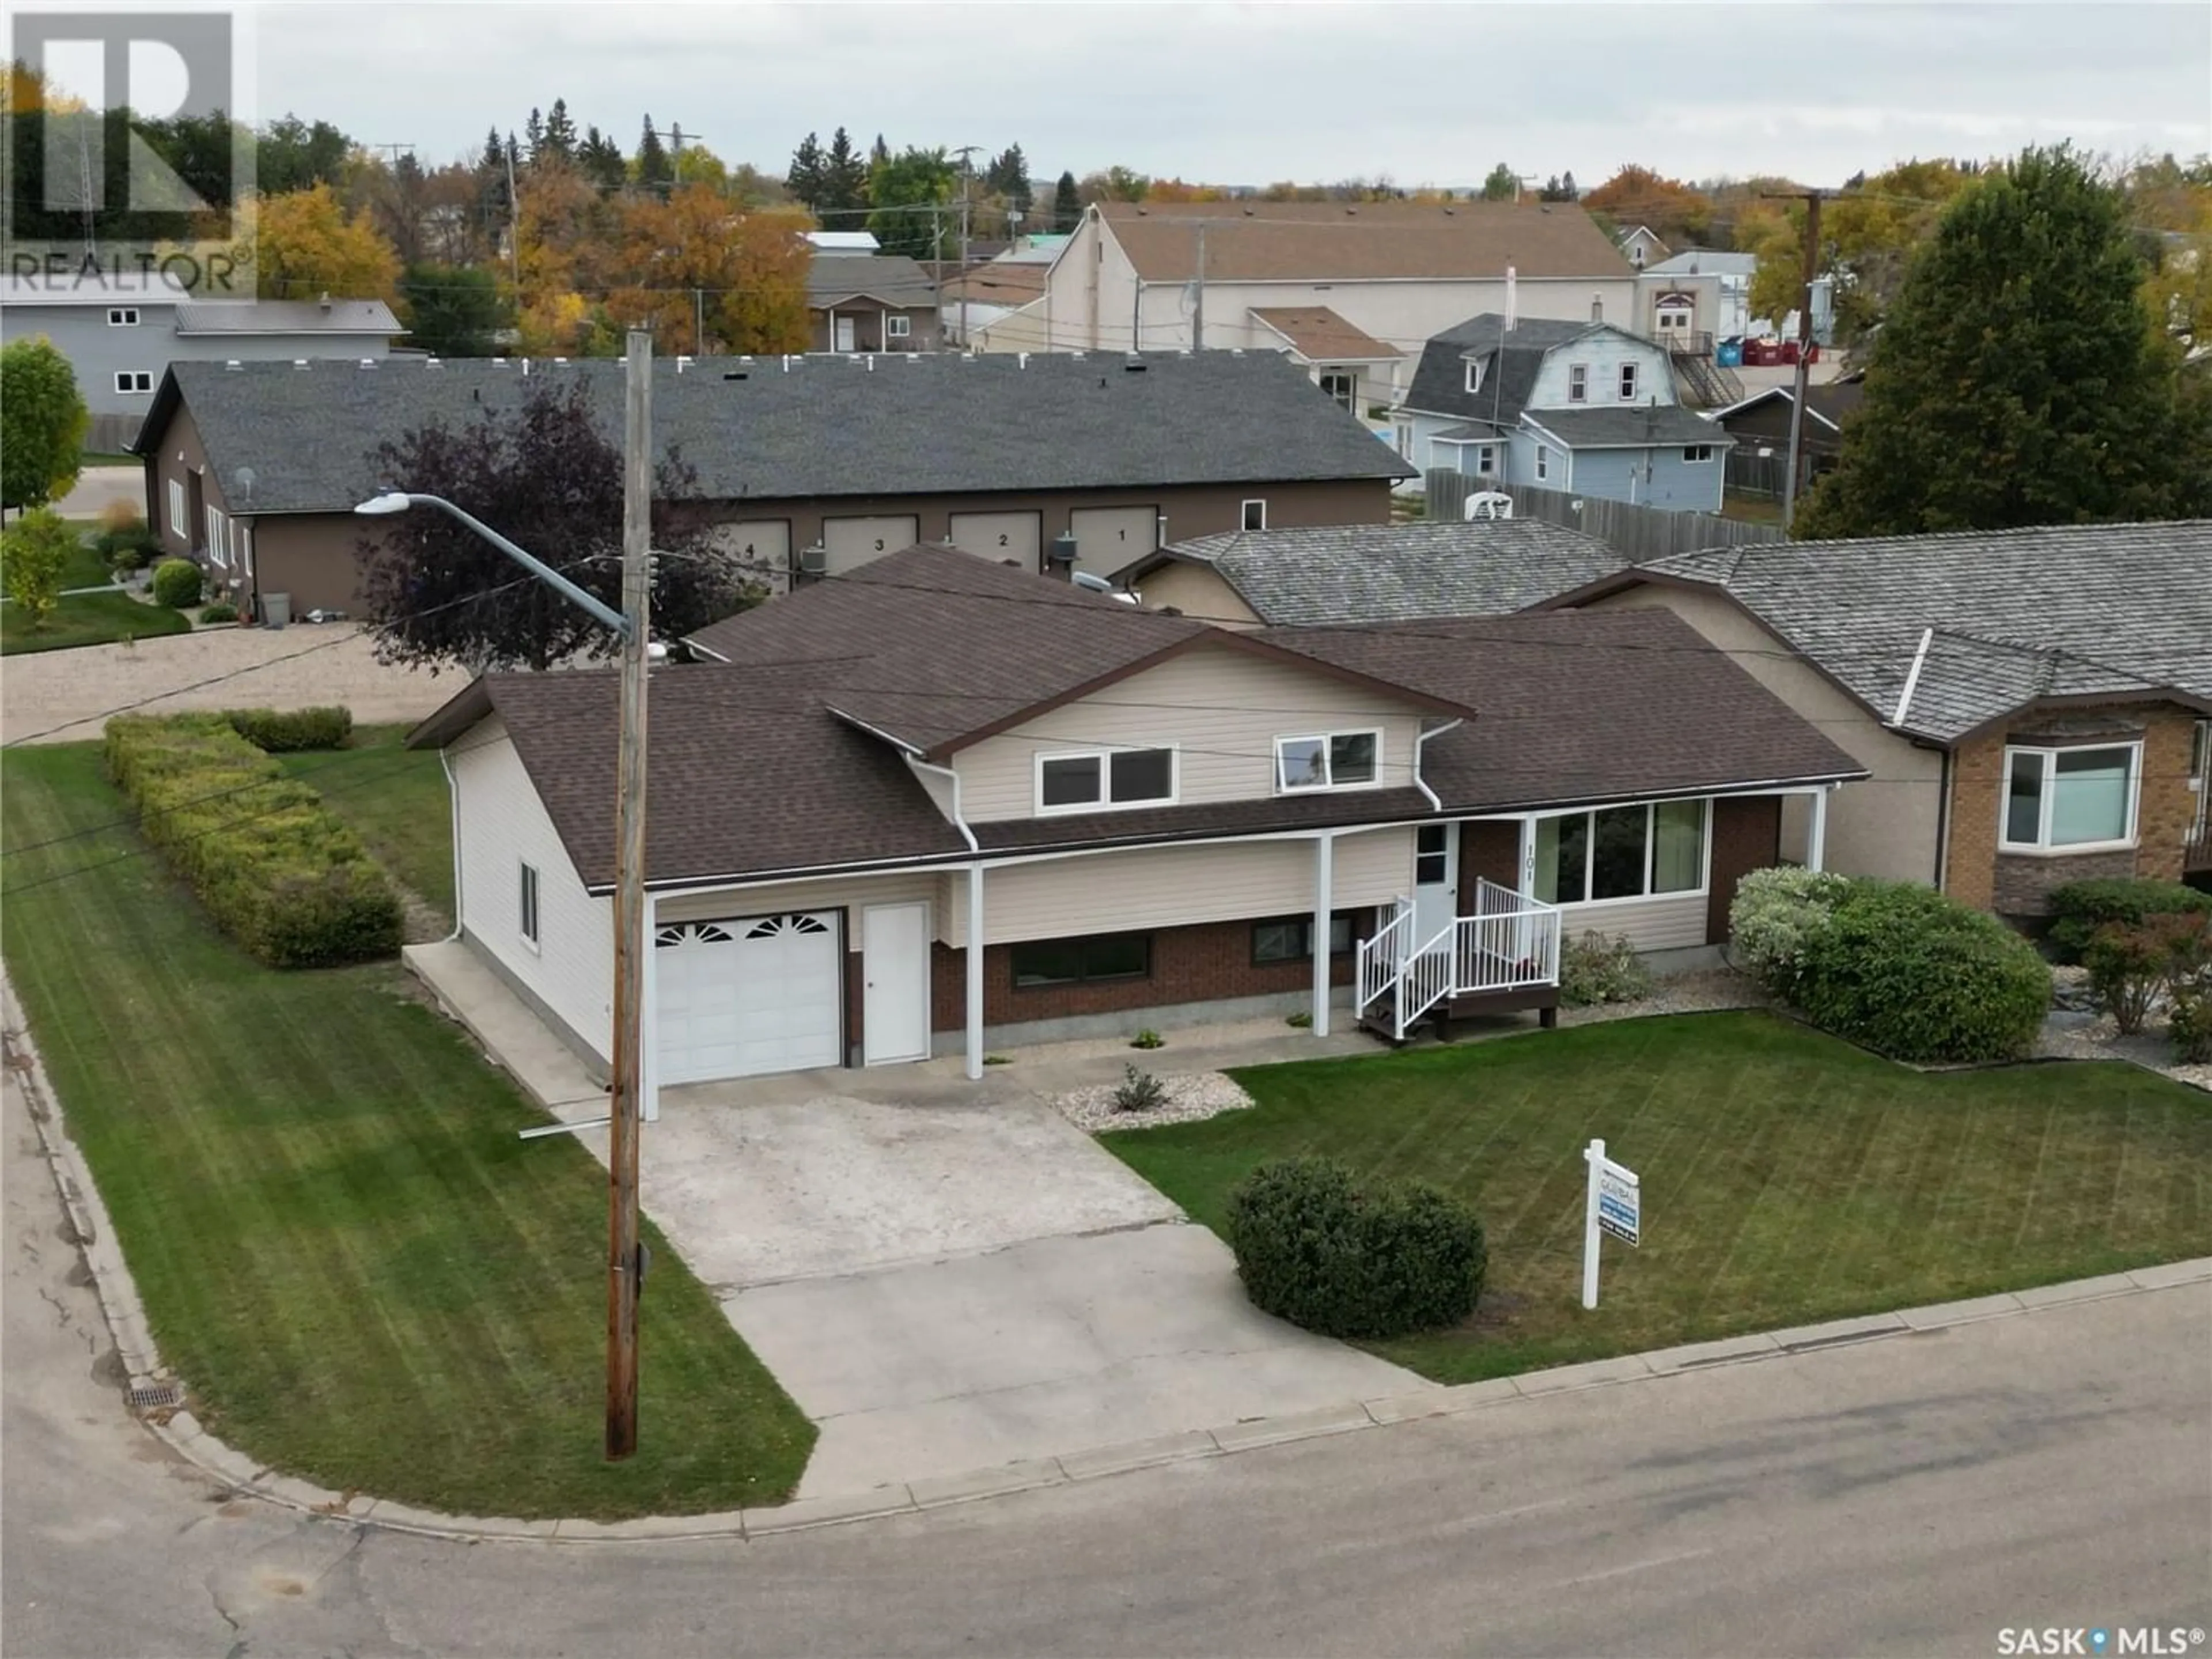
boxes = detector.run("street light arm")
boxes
[359,491,632,639]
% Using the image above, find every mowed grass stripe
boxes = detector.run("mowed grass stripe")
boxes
[1103,1011,2212,1384]
[2,744,813,1519]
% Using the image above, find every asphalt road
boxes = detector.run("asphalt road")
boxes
[6,1064,2209,1659]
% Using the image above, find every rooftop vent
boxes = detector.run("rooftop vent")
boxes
[292,358,308,368]
[224,358,242,370]
[724,370,747,381]
[425,356,441,367]
[359,357,376,368]
[1124,357,1147,372]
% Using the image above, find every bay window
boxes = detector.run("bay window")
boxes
[1534,800,1707,904]
[2001,743,2139,851]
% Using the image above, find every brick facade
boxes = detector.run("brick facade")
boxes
[1944,700,2198,918]
[1707,795,1782,942]
[929,916,1361,1034]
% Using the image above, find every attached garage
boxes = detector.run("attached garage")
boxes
[655,912,843,1084]
[823,514,921,574]
[947,510,1043,571]
[1067,505,1160,579]
[707,519,792,589]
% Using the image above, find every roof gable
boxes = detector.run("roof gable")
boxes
[1097,200,1631,283]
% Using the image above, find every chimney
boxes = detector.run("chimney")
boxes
[319,291,331,312]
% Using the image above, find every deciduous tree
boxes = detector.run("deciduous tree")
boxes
[1796,146,2212,539]
[257,114,353,195]
[398,263,505,357]
[1480,162,1517,201]
[1,507,78,629]
[606,183,810,354]
[0,338,89,513]
[1582,165,1713,246]
[361,381,753,673]
[868,146,957,259]
[236,182,401,302]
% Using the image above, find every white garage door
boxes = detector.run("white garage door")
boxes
[656,913,842,1084]
[948,510,1043,571]
[1066,506,1160,579]
[707,520,792,590]
[823,514,921,574]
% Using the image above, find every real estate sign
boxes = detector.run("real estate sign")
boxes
[1581,1139,1642,1309]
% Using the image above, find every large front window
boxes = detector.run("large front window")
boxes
[1036,747,1176,813]
[1275,730,1380,792]
[1012,932,1151,987]
[2002,744,2139,851]
[1534,800,1707,904]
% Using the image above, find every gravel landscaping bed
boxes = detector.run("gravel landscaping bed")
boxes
[2039,966,2210,1092]
[1055,1070,1256,1134]
[1555,965,1774,1029]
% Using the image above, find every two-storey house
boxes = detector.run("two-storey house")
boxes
[1393,314,1733,512]
[407,546,1862,1092]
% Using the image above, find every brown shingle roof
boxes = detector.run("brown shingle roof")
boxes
[1099,200,1631,283]
[1248,307,1402,362]
[1262,612,1866,812]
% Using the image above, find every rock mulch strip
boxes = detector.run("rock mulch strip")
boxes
[2040,964,2210,1093]
[1555,966,1773,1029]
[1055,1071,1255,1134]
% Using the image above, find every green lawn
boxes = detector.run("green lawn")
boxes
[1,745,814,1518]
[276,726,456,922]
[1104,1014,2212,1383]
[0,590,190,654]
[1720,493,1785,527]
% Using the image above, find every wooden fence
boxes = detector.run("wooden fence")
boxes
[1424,472,1785,562]
[1724,449,1792,499]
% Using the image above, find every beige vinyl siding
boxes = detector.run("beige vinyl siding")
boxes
[451,715,615,1061]
[657,872,940,946]
[1556,892,1707,953]
[903,756,961,823]
[1135,563,1263,628]
[949,827,1414,947]
[1583,585,1943,885]
[953,641,1430,821]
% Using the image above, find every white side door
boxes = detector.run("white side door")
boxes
[861,902,931,1065]
[822,514,921,574]
[1066,505,1159,579]
[834,315,857,352]
[947,510,1043,571]
[1411,822,1459,946]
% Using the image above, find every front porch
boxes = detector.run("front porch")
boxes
[1355,878,1564,1043]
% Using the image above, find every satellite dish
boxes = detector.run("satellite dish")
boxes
[233,465,257,504]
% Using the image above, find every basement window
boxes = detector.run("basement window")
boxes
[1012,931,1152,987]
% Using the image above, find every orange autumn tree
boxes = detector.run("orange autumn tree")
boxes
[1582,165,1714,248]
[234,183,401,304]
[606,182,811,355]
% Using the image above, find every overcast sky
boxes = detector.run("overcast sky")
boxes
[252,2,2210,188]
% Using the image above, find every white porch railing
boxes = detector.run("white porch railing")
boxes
[1356,879,1563,1040]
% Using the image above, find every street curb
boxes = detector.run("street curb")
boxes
[9,975,2208,1546]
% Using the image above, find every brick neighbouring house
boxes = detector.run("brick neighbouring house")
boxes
[406,546,1863,1092]
[1540,520,2212,919]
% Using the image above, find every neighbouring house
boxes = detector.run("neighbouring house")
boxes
[806,253,942,353]
[406,546,1865,1089]
[940,237,1064,345]
[1540,521,2212,917]
[968,199,1638,406]
[1614,225,1669,270]
[1112,519,1628,630]
[805,230,881,252]
[0,271,398,449]
[129,350,1411,618]
[1394,314,1733,510]
[1637,249,1749,349]
[1709,376,1867,485]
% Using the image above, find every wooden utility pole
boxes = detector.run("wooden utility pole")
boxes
[1192,223,1206,351]
[605,329,653,1460]
[1770,189,1830,529]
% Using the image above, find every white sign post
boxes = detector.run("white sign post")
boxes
[1581,1138,1641,1310]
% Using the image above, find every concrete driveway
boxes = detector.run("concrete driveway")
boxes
[632,1081,1424,1498]
[1,623,457,744]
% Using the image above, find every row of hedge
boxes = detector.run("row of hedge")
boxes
[1731,869,2050,1063]
[2046,877,2212,964]
[104,711,399,969]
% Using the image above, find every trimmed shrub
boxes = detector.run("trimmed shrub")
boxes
[150,557,202,608]
[2170,988,2212,1065]
[94,502,157,571]
[224,706,353,752]
[1794,880,2050,1063]
[2047,878,2212,964]
[198,601,240,624]
[1729,866,1853,995]
[1226,1156,1487,1340]
[1559,931,1654,1007]
[2084,922,2171,1035]
[1112,1065,1166,1113]
[104,714,401,968]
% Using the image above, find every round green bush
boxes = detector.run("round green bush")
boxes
[1794,881,2050,1062]
[150,557,203,608]
[2046,877,2212,964]
[198,601,240,624]
[1729,866,1853,995]
[1226,1157,1486,1339]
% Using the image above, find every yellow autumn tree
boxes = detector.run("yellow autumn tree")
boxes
[605,182,810,355]
[511,164,616,354]
[234,183,400,304]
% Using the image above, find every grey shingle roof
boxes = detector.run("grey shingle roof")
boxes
[139,351,1413,512]
[1402,314,1595,423]
[173,299,401,335]
[804,253,938,309]
[1520,406,1730,448]
[1628,521,2212,741]
[1127,521,1629,626]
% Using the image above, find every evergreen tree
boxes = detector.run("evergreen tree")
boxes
[577,126,626,193]
[986,142,1032,214]
[541,99,578,163]
[819,127,869,220]
[1538,172,1578,202]
[479,126,507,179]
[524,107,546,161]
[1052,170,1081,233]
[1796,145,2212,539]
[635,116,673,195]
[787,130,826,209]
[869,132,890,171]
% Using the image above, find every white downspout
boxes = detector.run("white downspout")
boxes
[1412,718,1461,810]
[1312,832,1335,1038]
[908,757,984,1078]
[437,745,464,943]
